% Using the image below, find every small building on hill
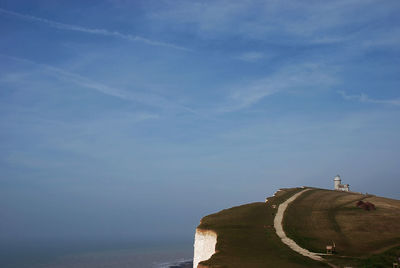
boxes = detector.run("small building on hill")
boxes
[334,175,349,191]
[356,200,376,211]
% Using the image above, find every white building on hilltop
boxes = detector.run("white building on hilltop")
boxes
[334,175,349,191]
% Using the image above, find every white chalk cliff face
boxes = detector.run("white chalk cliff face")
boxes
[193,228,217,268]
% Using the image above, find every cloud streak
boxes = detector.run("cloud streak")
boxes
[234,52,265,62]
[218,63,337,113]
[0,55,197,113]
[150,0,400,51]
[338,91,400,106]
[0,8,190,51]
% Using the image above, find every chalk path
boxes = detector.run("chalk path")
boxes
[273,189,325,261]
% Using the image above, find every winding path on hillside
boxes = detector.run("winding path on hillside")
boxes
[273,189,332,264]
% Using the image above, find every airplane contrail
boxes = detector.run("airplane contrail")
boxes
[0,8,191,51]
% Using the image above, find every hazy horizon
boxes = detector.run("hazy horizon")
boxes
[1,1,400,265]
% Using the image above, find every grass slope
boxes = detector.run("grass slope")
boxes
[284,188,400,267]
[198,188,329,268]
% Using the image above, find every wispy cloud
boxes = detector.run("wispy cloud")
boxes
[222,78,280,112]
[234,52,265,62]
[149,0,399,49]
[362,28,400,48]
[2,55,131,99]
[0,8,190,51]
[338,91,400,106]
[2,110,161,169]
[218,63,336,113]
[0,55,196,113]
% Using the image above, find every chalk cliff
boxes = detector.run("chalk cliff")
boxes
[193,228,217,268]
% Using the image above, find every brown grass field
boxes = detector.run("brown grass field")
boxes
[284,188,400,267]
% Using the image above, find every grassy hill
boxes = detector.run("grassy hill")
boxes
[284,188,400,267]
[198,188,329,267]
[197,187,400,268]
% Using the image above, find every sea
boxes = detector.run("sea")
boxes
[0,240,193,268]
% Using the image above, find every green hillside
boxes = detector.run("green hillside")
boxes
[197,187,400,268]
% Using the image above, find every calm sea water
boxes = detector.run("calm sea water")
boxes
[0,240,193,268]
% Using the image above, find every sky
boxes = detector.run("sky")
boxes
[1,0,400,247]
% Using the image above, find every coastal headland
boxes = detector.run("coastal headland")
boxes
[193,187,400,268]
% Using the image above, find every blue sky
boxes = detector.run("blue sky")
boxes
[1,0,400,244]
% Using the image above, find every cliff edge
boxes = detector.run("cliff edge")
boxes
[193,228,217,268]
[192,187,400,268]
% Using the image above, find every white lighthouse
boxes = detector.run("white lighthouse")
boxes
[334,175,349,191]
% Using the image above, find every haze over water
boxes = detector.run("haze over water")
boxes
[1,0,400,267]
[1,239,192,267]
